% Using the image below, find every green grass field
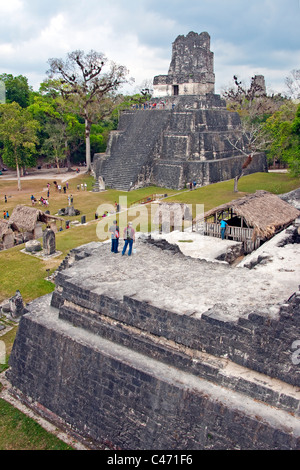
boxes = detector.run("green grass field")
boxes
[0,398,73,450]
[0,171,299,305]
[0,169,299,449]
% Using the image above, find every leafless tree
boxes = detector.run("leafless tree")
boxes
[285,69,300,100]
[222,75,285,118]
[46,50,132,171]
[226,120,272,192]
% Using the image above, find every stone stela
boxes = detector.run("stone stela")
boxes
[43,228,56,256]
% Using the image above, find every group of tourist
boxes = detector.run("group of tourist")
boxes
[188,181,197,190]
[31,194,49,206]
[53,181,69,193]
[76,183,87,191]
[109,221,135,256]
[30,181,76,208]
[2,195,8,219]
[131,101,176,110]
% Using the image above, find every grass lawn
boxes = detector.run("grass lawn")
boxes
[0,170,299,305]
[0,168,298,449]
[168,172,300,214]
[0,397,73,450]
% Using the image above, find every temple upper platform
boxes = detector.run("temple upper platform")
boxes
[153,31,215,98]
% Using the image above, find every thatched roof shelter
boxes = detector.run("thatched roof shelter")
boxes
[9,205,63,233]
[196,190,300,241]
[0,219,18,250]
[0,219,17,238]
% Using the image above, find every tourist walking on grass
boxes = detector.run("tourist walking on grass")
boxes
[122,222,135,256]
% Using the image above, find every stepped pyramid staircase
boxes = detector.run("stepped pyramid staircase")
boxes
[100,110,170,191]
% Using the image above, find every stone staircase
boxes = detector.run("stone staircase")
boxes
[100,110,170,191]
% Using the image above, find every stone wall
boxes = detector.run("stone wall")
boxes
[93,31,268,191]
[6,242,300,450]
[95,98,267,191]
[153,31,215,98]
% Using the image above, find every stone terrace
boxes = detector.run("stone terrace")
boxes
[54,238,297,322]
[7,235,300,449]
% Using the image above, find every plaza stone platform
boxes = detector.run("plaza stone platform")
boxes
[6,236,300,450]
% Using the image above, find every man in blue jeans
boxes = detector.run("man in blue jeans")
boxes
[109,220,119,253]
[122,222,135,256]
[220,219,228,240]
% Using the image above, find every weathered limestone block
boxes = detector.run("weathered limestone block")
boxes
[6,241,300,449]
[25,240,42,253]
[153,31,215,97]
[9,290,27,319]
[94,32,267,191]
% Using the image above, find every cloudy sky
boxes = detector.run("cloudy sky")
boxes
[0,0,299,96]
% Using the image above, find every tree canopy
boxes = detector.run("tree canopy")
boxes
[45,49,132,171]
[0,73,31,108]
[264,102,300,176]
[0,102,40,189]
[0,64,299,184]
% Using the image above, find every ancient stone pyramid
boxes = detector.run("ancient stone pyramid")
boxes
[93,32,267,191]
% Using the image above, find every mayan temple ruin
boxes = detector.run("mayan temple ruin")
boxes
[93,31,267,191]
[4,32,300,451]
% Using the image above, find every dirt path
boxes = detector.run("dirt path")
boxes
[0,167,84,183]
[0,167,85,197]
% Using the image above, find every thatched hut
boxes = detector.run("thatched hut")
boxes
[9,205,63,244]
[0,219,18,250]
[153,203,192,233]
[194,190,300,253]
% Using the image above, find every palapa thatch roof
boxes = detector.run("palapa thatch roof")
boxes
[9,205,63,232]
[0,219,17,239]
[196,190,300,240]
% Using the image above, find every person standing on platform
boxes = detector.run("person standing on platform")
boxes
[122,222,135,256]
[220,219,228,240]
[109,220,120,253]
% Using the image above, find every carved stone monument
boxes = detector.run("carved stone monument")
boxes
[98,176,105,191]
[9,290,27,320]
[43,228,56,256]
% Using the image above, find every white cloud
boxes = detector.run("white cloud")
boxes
[0,0,23,14]
[0,0,299,95]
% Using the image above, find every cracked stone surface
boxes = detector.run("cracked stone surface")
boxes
[63,228,300,322]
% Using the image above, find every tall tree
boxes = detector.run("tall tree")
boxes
[45,50,132,171]
[285,69,300,100]
[222,75,286,120]
[264,102,300,176]
[0,102,39,190]
[29,94,84,170]
[223,75,287,191]
[226,118,272,192]
[42,120,68,170]
[0,73,31,108]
